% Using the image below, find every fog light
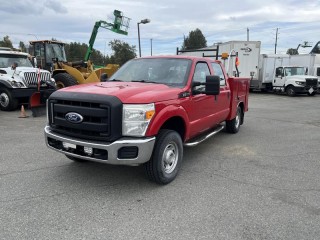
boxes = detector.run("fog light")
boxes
[62,142,76,150]
[84,147,93,156]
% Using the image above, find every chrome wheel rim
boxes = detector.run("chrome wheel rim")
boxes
[162,141,179,174]
[0,93,9,108]
[235,111,240,129]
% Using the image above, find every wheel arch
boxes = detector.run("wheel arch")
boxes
[146,106,188,141]
[0,80,13,89]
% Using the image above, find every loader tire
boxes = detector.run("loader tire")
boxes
[0,88,18,111]
[54,73,78,89]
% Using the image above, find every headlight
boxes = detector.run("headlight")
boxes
[122,103,155,136]
[295,81,305,86]
[10,81,24,88]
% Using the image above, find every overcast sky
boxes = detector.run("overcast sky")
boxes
[1,0,320,57]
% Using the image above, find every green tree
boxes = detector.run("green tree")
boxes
[0,35,14,48]
[286,48,299,55]
[19,41,27,52]
[109,39,136,65]
[181,28,207,50]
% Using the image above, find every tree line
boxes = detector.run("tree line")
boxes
[1,29,304,67]
[0,36,137,66]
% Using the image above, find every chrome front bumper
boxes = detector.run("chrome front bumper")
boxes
[44,125,155,166]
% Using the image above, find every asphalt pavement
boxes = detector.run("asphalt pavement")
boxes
[0,93,319,240]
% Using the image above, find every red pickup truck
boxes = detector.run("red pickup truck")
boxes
[44,56,250,184]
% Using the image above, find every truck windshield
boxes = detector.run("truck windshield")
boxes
[0,54,33,68]
[45,43,67,62]
[284,67,305,76]
[110,58,192,87]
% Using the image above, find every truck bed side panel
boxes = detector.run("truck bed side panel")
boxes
[226,77,250,120]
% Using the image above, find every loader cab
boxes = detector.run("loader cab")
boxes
[29,40,67,71]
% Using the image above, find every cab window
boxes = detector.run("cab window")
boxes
[211,62,226,86]
[192,62,210,91]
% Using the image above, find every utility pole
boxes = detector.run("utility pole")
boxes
[275,28,279,54]
[151,38,153,56]
[247,28,249,41]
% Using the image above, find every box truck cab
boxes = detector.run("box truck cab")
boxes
[273,66,318,96]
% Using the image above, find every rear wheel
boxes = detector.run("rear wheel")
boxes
[0,88,18,111]
[144,129,183,184]
[307,92,316,96]
[286,86,296,97]
[54,73,78,89]
[226,106,242,134]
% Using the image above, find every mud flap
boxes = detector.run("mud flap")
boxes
[29,89,55,117]
[29,92,46,117]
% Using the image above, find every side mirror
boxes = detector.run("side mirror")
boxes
[204,75,220,95]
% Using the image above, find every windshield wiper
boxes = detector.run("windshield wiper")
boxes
[109,79,123,82]
[131,79,158,83]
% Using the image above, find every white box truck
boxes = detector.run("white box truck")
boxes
[177,40,261,81]
[217,41,261,81]
[253,54,319,96]
[289,53,320,80]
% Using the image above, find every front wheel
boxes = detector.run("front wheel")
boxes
[0,88,18,111]
[226,106,242,134]
[286,86,296,97]
[144,129,183,184]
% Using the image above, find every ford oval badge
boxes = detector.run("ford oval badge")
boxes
[65,112,83,124]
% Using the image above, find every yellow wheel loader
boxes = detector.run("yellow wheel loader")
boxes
[29,10,130,89]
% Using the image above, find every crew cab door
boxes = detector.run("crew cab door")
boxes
[273,67,286,87]
[188,62,229,138]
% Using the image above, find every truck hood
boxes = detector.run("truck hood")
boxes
[0,67,44,75]
[59,82,184,103]
[287,75,318,81]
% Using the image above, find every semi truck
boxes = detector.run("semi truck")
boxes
[44,56,250,184]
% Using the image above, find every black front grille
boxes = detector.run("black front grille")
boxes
[306,78,318,87]
[48,91,123,141]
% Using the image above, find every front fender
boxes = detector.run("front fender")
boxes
[0,79,13,88]
[146,105,190,140]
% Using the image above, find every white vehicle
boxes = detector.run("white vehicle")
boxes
[0,50,56,111]
[254,54,291,91]
[217,41,261,80]
[272,66,318,96]
[177,40,261,80]
[253,54,318,96]
[289,53,320,81]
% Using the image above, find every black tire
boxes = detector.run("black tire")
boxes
[65,155,87,162]
[286,86,296,97]
[226,106,242,134]
[0,88,18,111]
[144,129,183,184]
[307,92,316,96]
[54,73,78,89]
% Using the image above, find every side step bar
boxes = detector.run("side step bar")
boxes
[184,125,225,147]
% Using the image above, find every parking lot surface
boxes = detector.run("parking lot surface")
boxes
[0,93,319,240]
